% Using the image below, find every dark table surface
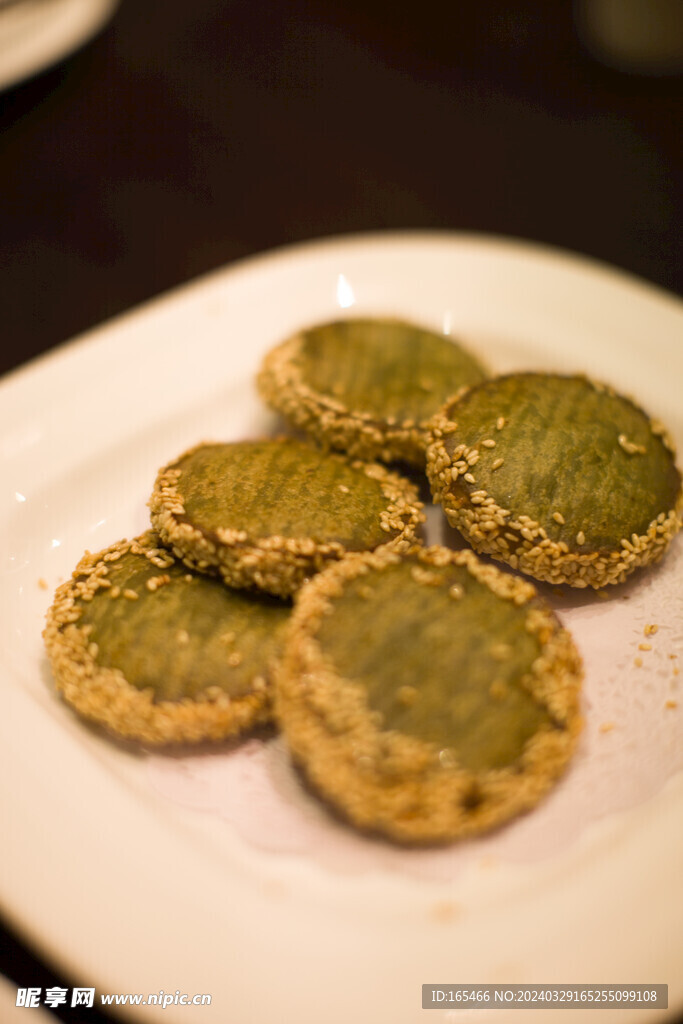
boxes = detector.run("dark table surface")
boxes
[2,1,681,1020]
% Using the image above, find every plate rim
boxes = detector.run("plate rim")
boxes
[3,227,682,392]
[2,229,682,1024]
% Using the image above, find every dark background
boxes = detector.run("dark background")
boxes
[1,1,681,1020]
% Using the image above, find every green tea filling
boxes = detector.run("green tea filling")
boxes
[314,558,551,771]
[299,318,487,423]
[76,549,289,702]
[175,440,396,549]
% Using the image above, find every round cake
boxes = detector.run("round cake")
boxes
[149,437,424,597]
[257,317,488,466]
[275,545,583,844]
[426,372,682,588]
[43,532,291,744]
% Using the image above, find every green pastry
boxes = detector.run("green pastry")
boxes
[149,437,424,597]
[275,545,583,844]
[427,372,682,588]
[256,317,488,466]
[43,532,290,744]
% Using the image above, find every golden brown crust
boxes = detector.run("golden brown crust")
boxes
[275,546,583,844]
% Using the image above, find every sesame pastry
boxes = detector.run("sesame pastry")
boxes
[427,373,682,589]
[149,437,424,598]
[257,317,488,467]
[275,545,583,844]
[43,532,290,744]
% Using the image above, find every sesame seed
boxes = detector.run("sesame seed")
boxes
[638,642,652,651]
[618,433,647,455]
[599,722,615,733]
[464,472,476,484]
[491,458,504,470]
[665,699,678,709]
[552,512,565,525]
[410,566,444,586]
[438,748,457,769]
[490,642,511,661]
[123,589,139,601]
[482,438,496,448]
[576,531,585,546]
[634,656,643,668]
[396,685,418,707]
[496,417,505,430]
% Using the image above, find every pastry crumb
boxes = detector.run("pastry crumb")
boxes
[430,900,460,922]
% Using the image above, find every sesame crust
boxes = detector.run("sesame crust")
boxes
[149,439,425,598]
[43,533,283,745]
[426,374,683,590]
[256,321,485,466]
[275,546,583,845]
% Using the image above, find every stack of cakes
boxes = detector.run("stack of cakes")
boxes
[45,317,682,843]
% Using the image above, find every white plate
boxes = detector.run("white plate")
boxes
[2,232,682,1024]
[0,0,119,93]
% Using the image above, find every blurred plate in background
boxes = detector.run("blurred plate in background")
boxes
[0,0,119,92]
